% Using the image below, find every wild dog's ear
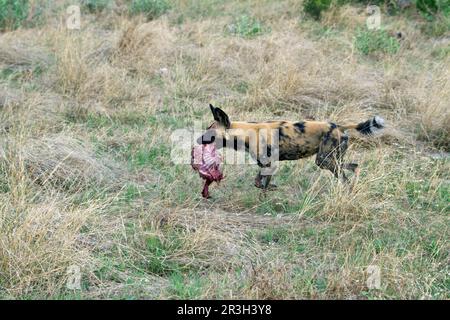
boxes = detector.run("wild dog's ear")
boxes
[209,103,216,116]
[209,104,230,128]
[215,108,231,128]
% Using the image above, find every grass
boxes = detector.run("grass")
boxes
[0,0,29,31]
[354,29,401,56]
[303,0,332,20]
[81,0,110,14]
[227,15,269,38]
[169,272,205,299]
[129,0,171,20]
[0,0,449,300]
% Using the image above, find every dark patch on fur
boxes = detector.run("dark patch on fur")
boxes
[373,119,383,129]
[278,127,288,140]
[198,130,216,144]
[279,149,308,161]
[356,119,373,135]
[322,124,336,144]
[257,145,272,167]
[225,136,248,151]
[353,117,384,135]
[294,121,306,133]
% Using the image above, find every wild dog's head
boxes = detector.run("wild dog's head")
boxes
[197,104,231,147]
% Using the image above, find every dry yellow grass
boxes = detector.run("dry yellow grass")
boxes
[0,0,448,299]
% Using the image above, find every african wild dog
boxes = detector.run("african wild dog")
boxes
[197,104,384,190]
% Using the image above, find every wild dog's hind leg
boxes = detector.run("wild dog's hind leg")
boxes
[343,162,360,189]
[315,129,350,182]
[343,163,359,177]
[343,163,358,172]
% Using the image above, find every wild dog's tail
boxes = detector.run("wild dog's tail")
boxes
[339,116,385,135]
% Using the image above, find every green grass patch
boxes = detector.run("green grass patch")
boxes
[70,187,111,205]
[148,113,190,129]
[94,256,128,283]
[232,81,249,94]
[65,111,150,129]
[0,65,43,82]
[306,23,341,39]
[416,0,443,17]
[431,45,450,59]
[171,0,227,23]
[254,227,309,254]
[0,0,29,31]
[122,183,142,203]
[169,272,205,299]
[405,180,449,212]
[421,13,450,37]
[254,196,317,216]
[313,277,328,292]
[145,235,177,275]
[303,0,332,20]
[132,144,170,168]
[227,15,269,38]
[81,0,110,13]
[0,162,9,193]
[354,29,400,56]
[424,237,445,259]
[258,227,291,244]
[129,0,171,20]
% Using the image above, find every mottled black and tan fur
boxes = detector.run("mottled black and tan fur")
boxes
[198,104,385,190]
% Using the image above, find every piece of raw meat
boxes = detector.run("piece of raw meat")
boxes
[191,143,224,198]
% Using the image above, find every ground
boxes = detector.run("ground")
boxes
[0,0,449,299]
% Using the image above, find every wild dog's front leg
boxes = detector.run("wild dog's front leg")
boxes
[254,138,278,190]
[255,171,276,189]
[254,171,263,188]
[254,165,277,190]
[260,174,273,189]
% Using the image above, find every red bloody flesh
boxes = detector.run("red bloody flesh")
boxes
[191,144,223,198]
